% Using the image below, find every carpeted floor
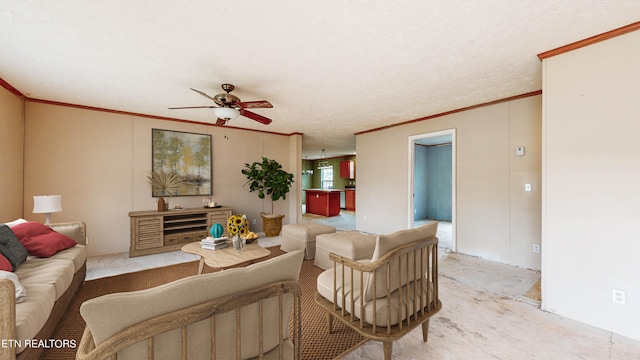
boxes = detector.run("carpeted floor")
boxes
[42,246,365,359]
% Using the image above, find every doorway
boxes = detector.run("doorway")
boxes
[409,129,456,251]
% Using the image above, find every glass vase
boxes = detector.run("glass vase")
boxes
[232,235,246,252]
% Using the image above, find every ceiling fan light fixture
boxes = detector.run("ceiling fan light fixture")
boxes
[214,107,240,121]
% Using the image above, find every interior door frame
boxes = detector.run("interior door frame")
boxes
[408,129,457,252]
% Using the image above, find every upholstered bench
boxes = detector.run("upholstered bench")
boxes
[280,223,336,260]
[314,230,377,270]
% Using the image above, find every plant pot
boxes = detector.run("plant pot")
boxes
[157,197,166,212]
[260,212,285,237]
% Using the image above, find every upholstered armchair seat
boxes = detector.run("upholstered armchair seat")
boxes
[317,268,433,328]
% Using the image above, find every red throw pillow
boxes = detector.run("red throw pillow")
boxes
[0,253,12,271]
[11,222,77,258]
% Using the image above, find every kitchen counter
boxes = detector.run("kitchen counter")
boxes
[305,189,342,217]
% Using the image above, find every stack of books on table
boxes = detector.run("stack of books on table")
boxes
[201,237,228,250]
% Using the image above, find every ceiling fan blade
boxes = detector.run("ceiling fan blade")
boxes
[239,100,273,109]
[168,105,218,109]
[241,110,272,125]
[190,88,217,102]
[215,118,227,126]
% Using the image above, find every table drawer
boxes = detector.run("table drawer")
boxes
[194,231,209,241]
[164,234,180,246]
[179,233,196,243]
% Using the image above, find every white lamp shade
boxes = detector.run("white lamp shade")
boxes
[33,195,63,213]
[214,107,240,120]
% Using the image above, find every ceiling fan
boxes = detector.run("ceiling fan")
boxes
[169,84,273,126]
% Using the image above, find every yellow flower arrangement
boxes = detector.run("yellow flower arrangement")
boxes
[227,214,249,236]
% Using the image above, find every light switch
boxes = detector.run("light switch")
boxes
[525,183,532,192]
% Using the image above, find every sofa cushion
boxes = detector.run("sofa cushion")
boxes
[364,222,438,301]
[15,259,76,301]
[0,270,27,303]
[81,250,304,360]
[27,244,86,273]
[0,253,12,271]
[12,221,77,257]
[0,224,28,271]
[14,283,57,353]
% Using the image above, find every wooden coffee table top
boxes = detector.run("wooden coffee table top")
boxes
[181,241,271,274]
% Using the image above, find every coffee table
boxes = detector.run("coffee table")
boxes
[181,241,271,274]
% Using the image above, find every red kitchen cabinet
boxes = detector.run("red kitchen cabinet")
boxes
[340,160,355,179]
[345,189,356,211]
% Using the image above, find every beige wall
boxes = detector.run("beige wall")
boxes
[356,95,542,270]
[23,102,297,257]
[542,30,640,340]
[0,87,24,222]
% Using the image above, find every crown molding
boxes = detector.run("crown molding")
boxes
[355,90,542,136]
[0,77,297,137]
[0,77,25,99]
[538,21,640,60]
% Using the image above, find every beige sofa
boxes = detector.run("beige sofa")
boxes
[76,250,304,360]
[0,221,87,360]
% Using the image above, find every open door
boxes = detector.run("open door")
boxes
[409,129,456,251]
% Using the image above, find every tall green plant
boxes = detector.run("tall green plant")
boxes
[242,157,294,214]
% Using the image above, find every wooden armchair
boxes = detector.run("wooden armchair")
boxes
[315,223,441,359]
[76,250,304,360]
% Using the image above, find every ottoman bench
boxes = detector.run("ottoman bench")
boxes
[280,223,336,260]
[314,230,377,270]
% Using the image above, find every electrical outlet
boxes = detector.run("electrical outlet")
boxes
[612,289,626,305]
[532,244,540,253]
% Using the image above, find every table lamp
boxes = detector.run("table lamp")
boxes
[33,195,63,225]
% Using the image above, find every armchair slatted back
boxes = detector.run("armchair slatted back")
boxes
[315,223,441,360]
[329,236,439,333]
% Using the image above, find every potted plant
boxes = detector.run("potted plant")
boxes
[147,171,185,211]
[242,157,294,236]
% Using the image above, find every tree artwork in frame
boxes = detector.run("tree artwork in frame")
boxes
[152,129,212,196]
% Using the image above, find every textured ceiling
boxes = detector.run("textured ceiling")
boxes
[1,1,639,159]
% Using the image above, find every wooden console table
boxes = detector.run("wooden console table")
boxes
[129,206,232,257]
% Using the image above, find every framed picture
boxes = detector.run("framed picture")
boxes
[152,129,212,196]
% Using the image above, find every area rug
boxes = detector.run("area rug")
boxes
[42,247,365,359]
